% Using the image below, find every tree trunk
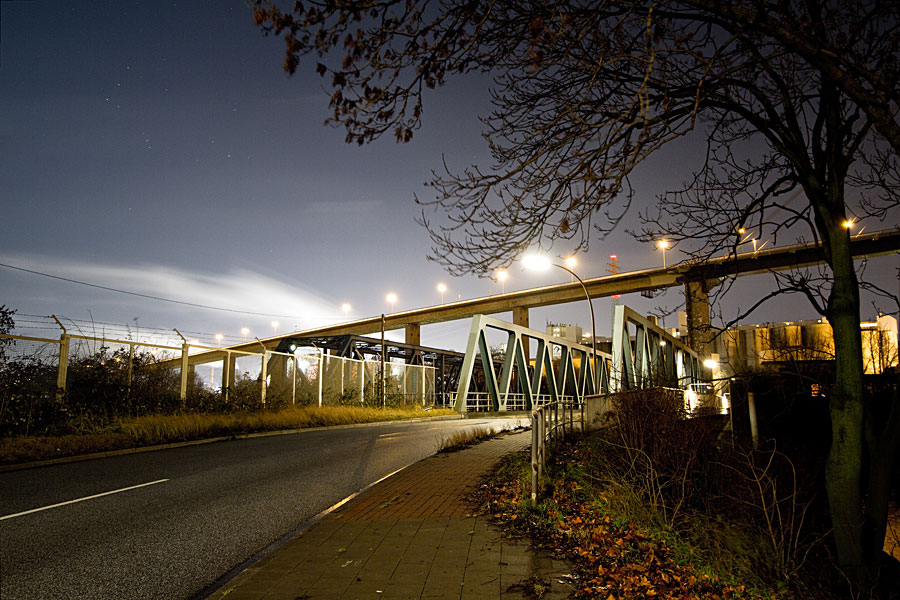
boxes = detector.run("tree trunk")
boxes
[864,377,900,594]
[824,227,867,585]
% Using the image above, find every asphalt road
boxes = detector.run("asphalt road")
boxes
[0,416,528,600]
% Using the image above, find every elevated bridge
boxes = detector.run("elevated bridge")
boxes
[174,229,900,399]
[191,228,900,355]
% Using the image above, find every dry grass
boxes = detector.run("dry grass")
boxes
[0,405,457,466]
[438,425,510,453]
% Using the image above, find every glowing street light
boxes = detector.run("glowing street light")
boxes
[522,253,598,393]
[437,282,447,304]
[214,333,224,347]
[656,239,670,267]
[565,255,577,282]
[241,327,249,340]
[341,302,352,318]
[496,269,508,293]
[386,292,398,312]
[271,320,279,335]
[842,219,855,229]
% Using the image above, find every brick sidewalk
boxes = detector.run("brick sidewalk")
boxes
[208,431,575,599]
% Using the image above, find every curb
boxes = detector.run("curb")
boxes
[0,413,465,473]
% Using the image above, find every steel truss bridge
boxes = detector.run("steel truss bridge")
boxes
[453,305,702,412]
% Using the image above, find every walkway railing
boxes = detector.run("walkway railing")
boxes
[530,394,612,501]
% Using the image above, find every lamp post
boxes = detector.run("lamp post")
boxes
[496,270,508,293]
[565,255,577,282]
[386,292,397,313]
[437,283,447,304]
[657,240,669,268]
[341,302,352,318]
[271,320,279,336]
[240,327,249,340]
[522,254,599,394]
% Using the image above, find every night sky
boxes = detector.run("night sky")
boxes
[2,1,897,351]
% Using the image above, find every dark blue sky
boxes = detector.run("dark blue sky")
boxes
[2,1,896,350]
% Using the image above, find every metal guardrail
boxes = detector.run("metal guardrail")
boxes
[530,394,613,501]
[531,399,581,502]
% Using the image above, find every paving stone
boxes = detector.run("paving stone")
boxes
[207,431,576,599]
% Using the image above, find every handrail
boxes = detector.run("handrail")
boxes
[531,398,584,502]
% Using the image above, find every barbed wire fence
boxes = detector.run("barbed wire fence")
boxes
[0,316,435,437]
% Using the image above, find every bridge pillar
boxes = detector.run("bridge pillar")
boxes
[513,306,529,329]
[405,324,421,365]
[266,353,291,401]
[513,307,529,357]
[221,352,235,401]
[684,280,716,356]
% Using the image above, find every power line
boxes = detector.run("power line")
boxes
[0,261,336,320]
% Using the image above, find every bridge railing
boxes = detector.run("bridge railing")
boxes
[531,397,587,501]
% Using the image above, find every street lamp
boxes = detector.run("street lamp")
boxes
[565,255,577,282]
[496,269,508,293]
[657,239,670,267]
[341,302,352,318]
[386,292,397,313]
[241,327,249,340]
[522,253,599,394]
[271,320,279,336]
[214,333,224,346]
[437,283,447,304]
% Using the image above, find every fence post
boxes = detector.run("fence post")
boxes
[260,350,268,408]
[180,342,189,405]
[531,410,539,502]
[56,334,69,403]
[51,315,69,403]
[317,349,324,407]
[127,342,135,391]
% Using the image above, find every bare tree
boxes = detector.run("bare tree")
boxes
[252,0,900,590]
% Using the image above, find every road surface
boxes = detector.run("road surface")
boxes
[0,416,528,600]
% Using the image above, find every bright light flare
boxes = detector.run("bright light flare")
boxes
[436,283,447,293]
[522,253,552,272]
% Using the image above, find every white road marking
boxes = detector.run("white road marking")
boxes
[0,479,170,521]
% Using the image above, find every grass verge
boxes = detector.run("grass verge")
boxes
[0,405,456,466]
[477,437,780,600]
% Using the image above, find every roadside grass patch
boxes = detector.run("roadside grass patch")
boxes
[0,405,456,465]
[438,426,498,453]
[477,440,778,599]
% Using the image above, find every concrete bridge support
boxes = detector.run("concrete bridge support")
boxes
[266,353,292,401]
[684,280,717,356]
[405,324,421,365]
[514,307,529,357]
[221,352,236,401]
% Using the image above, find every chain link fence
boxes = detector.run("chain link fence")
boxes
[0,332,436,437]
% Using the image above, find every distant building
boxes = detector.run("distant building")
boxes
[546,322,583,344]
[708,313,898,377]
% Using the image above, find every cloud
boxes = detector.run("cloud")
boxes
[0,253,343,331]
